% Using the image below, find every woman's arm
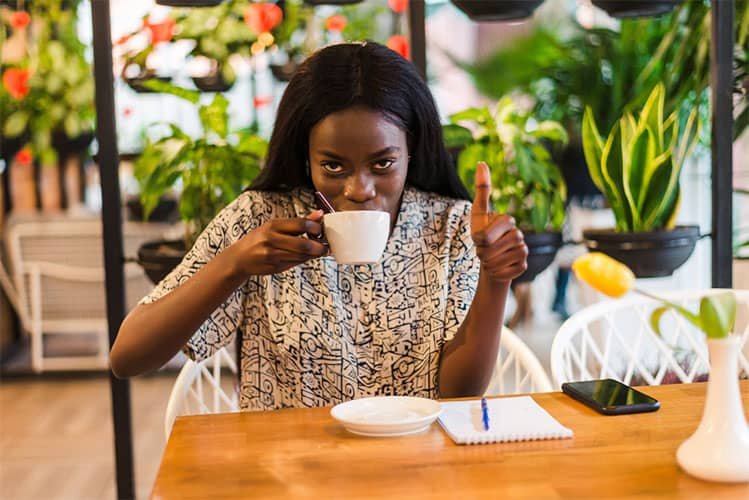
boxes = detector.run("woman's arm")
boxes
[110,211,327,378]
[438,162,528,397]
[438,274,511,397]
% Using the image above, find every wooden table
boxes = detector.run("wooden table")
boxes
[152,381,749,499]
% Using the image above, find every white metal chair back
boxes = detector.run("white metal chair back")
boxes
[485,326,553,395]
[164,346,240,439]
[3,216,173,372]
[550,289,749,389]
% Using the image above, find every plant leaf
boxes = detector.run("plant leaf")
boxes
[699,293,737,339]
[141,80,201,104]
[650,306,670,337]
[442,124,474,149]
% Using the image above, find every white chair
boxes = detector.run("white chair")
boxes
[550,289,749,389]
[164,346,239,439]
[485,326,553,395]
[3,215,174,372]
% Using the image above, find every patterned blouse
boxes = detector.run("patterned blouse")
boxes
[141,186,480,411]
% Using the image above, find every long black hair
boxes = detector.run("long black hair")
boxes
[250,42,470,201]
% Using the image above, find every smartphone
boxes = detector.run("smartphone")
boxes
[561,378,660,415]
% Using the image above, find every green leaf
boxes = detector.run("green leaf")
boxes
[235,134,268,157]
[650,306,669,337]
[199,94,229,138]
[530,190,550,232]
[449,107,491,124]
[699,293,737,339]
[600,121,631,231]
[456,143,487,196]
[141,80,201,104]
[625,127,655,229]
[3,111,29,137]
[582,107,605,192]
[533,121,568,144]
[442,124,474,149]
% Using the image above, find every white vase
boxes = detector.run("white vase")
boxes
[676,336,749,482]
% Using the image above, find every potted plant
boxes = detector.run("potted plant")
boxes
[581,83,700,277]
[134,80,268,283]
[573,252,749,482]
[447,97,568,283]
[172,0,272,92]
[1,4,95,211]
[117,15,176,93]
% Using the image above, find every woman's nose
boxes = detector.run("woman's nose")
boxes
[343,173,376,203]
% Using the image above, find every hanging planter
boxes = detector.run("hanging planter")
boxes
[304,1,363,5]
[451,0,545,22]
[122,64,172,94]
[192,71,234,92]
[269,60,301,82]
[582,226,699,278]
[155,0,224,6]
[591,1,681,19]
[514,231,562,283]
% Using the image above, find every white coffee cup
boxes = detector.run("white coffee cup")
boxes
[323,210,390,265]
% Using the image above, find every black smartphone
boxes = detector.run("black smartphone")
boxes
[561,378,660,415]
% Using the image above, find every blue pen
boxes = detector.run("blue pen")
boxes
[481,397,490,431]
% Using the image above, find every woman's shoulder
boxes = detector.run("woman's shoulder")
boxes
[405,187,472,219]
[231,188,316,216]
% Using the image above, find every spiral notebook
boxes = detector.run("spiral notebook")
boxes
[438,396,573,445]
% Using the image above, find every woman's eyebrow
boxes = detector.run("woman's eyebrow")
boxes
[366,146,401,160]
[316,146,401,161]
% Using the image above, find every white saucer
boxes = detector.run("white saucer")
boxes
[330,396,442,437]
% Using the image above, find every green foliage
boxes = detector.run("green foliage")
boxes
[650,292,738,340]
[464,1,749,142]
[447,98,568,233]
[582,84,699,232]
[0,3,95,164]
[135,81,268,245]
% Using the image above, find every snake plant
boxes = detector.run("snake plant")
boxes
[582,83,699,232]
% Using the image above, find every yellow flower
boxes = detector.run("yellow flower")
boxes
[572,252,635,298]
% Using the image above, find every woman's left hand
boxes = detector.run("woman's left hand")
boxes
[470,161,528,284]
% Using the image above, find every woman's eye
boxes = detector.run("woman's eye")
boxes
[321,162,344,174]
[373,159,395,171]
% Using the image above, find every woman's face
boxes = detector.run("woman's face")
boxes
[308,106,409,226]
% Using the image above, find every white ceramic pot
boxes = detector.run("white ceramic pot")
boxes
[676,336,749,482]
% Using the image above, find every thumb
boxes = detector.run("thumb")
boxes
[306,209,324,222]
[472,161,491,215]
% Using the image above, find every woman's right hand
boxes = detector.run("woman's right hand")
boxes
[230,209,329,277]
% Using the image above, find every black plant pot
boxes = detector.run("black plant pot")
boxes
[304,0,363,5]
[192,72,234,92]
[269,61,300,82]
[137,239,187,285]
[124,75,172,94]
[52,131,95,160]
[451,0,544,22]
[582,225,699,278]
[126,197,179,223]
[156,0,223,6]
[591,1,681,19]
[514,231,562,283]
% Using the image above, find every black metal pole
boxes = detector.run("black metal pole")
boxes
[711,0,734,288]
[409,0,426,79]
[90,1,135,499]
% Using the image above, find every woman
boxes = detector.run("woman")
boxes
[111,42,528,410]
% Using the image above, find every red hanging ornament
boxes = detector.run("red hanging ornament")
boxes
[15,147,33,167]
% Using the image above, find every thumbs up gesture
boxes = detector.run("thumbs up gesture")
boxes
[471,162,528,283]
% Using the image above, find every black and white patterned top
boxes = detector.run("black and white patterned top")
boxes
[141,186,480,410]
